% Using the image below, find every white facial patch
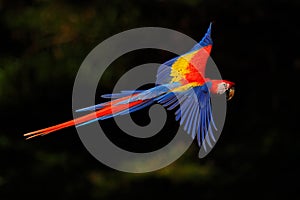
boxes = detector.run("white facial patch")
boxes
[217,82,229,94]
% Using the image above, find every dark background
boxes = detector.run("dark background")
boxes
[0,0,299,199]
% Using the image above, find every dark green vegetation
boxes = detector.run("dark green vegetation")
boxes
[0,0,299,199]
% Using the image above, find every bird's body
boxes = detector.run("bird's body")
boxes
[24,23,235,150]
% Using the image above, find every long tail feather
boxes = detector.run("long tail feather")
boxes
[24,83,179,139]
[76,93,140,112]
[24,99,144,139]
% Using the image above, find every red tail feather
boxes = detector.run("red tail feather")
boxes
[24,100,143,139]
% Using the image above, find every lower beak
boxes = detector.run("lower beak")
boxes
[226,87,235,101]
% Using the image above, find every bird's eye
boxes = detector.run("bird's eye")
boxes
[226,87,235,101]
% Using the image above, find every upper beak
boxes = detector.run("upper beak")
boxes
[226,87,235,101]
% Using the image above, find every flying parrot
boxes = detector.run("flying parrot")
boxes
[24,23,235,150]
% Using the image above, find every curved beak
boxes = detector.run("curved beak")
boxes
[226,87,235,101]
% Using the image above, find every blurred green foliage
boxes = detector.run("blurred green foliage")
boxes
[1,0,299,199]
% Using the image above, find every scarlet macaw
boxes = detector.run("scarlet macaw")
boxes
[24,23,235,150]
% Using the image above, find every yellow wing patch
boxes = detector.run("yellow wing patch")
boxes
[170,50,198,82]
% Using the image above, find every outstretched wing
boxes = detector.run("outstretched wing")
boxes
[155,83,217,150]
[156,23,213,85]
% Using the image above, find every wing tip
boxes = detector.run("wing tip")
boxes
[199,22,213,47]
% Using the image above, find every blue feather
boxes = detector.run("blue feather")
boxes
[156,57,178,85]
[199,22,213,47]
[101,90,143,99]
[156,84,217,150]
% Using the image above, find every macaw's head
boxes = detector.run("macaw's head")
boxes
[210,80,235,100]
